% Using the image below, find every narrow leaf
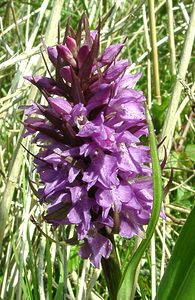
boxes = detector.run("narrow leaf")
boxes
[155,205,195,300]
[117,105,163,300]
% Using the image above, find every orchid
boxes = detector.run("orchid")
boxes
[23,14,153,269]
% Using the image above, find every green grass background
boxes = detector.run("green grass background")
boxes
[0,1,194,299]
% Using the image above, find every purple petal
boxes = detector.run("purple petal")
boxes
[57,44,77,67]
[47,97,72,115]
[60,66,72,82]
[68,186,85,203]
[47,46,58,65]
[79,232,112,268]
[104,59,130,82]
[100,44,124,64]
[68,166,80,183]
[117,73,142,89]
[119,213,139,238]
[66,36,77,52]
[86,84,110,112]
[77,45,90,68]
[24,76,64,96]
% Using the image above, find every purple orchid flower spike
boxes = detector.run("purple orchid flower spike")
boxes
[22,14,154,268]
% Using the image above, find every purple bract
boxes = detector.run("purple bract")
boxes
[23,14,153,268]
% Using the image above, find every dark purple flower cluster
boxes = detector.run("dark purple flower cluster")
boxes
[23,15,153,268]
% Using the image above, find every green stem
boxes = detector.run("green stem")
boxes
[63,227,67,300]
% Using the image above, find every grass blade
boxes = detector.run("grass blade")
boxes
[155,205,195,300]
